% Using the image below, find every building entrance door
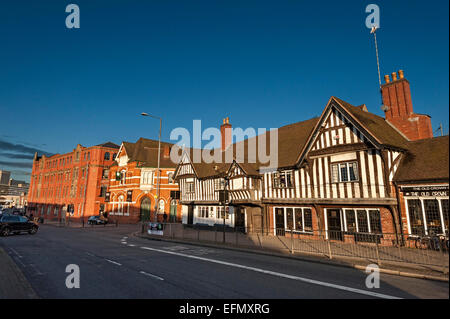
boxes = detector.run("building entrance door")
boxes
[327,209,343,240]
[275,208,285,236]
[187,205,194,225]
[169,200,177,222]
[235,206,245,231]
[140,197,152,221]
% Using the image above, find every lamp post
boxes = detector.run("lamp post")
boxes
[141,112,162,223]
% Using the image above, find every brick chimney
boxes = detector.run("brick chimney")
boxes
[381,70,433,141]
[220,117,232,151]
[163,145,170,158]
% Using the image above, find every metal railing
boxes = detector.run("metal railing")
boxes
[142,223,449,274]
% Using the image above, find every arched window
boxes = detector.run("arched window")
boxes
[104,152,110,160]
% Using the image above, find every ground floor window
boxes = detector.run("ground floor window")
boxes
[198,206,209,218]
[342,209,382,234]
[218,206,230,219]
[407,198,449,236]
[274,207,313,233]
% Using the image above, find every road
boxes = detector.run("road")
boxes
[0,224,448,299]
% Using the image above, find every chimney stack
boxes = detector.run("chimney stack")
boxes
[163,145,170,158]
[220,117,232,151]
[381,70,433,140]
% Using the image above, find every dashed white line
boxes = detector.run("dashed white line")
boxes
[105,259,122,266]
[139,271,164,281]
[140,246,401,299]
[127,244,136,247]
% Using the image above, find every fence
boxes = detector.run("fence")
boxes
[143,223,449,274]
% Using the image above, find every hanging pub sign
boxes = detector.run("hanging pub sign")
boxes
[401,185,449,197]
[127,190,133,202]
[105,192,110,202]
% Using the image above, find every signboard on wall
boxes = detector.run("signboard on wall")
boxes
[401,185,449,197]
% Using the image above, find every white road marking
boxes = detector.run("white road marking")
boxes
[127,244,136,247]
[139,271,164,281]
[10,248,22,258]
[105,259,122,266]
[140,246,402,299]
[121,242,127,245]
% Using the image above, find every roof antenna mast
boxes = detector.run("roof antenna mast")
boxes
[371,26,382,88]
[371,26,388,112]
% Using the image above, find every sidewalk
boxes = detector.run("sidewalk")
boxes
[0,247,38,299]
[136,223,449,282]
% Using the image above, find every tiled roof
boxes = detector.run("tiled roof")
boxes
[394,135,449,182]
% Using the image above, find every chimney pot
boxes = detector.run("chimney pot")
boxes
[398,70,404,79]
[391,72,398,81]
[384,75,390,83]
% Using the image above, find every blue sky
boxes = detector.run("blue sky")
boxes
[0,0,448,181]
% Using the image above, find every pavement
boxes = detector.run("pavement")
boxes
[0,224,448,299]
[0,247,38,299]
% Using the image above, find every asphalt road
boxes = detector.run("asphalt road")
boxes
[0,224,448,299]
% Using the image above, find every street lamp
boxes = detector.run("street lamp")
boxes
[141,112,162,223]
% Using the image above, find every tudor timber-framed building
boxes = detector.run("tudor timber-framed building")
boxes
[174,70,449,244]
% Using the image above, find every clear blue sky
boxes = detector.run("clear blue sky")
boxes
[0,0,448,181]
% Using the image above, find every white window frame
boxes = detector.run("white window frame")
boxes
[331,162,359,183]
[405,197,448,236]
[272,206,314,234]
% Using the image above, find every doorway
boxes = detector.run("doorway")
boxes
[169,200,177,222]
[234,206,246,231]
[275,208,285,236]
[187,205,194,225]
[140,197,152,221]
[327,209,343,240]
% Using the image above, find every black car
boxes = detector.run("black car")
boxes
[0,215,39,236]
[87,216,108,225]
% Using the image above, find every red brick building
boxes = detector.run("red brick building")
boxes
[105,138,181,224]
[27,142,120,222]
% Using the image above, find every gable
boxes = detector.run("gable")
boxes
[310,106,370,153]
[174,151,196,178]
[228,162,246,178]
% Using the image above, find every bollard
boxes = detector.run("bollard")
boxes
[236,228,238,246]
[141,222,144,234]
